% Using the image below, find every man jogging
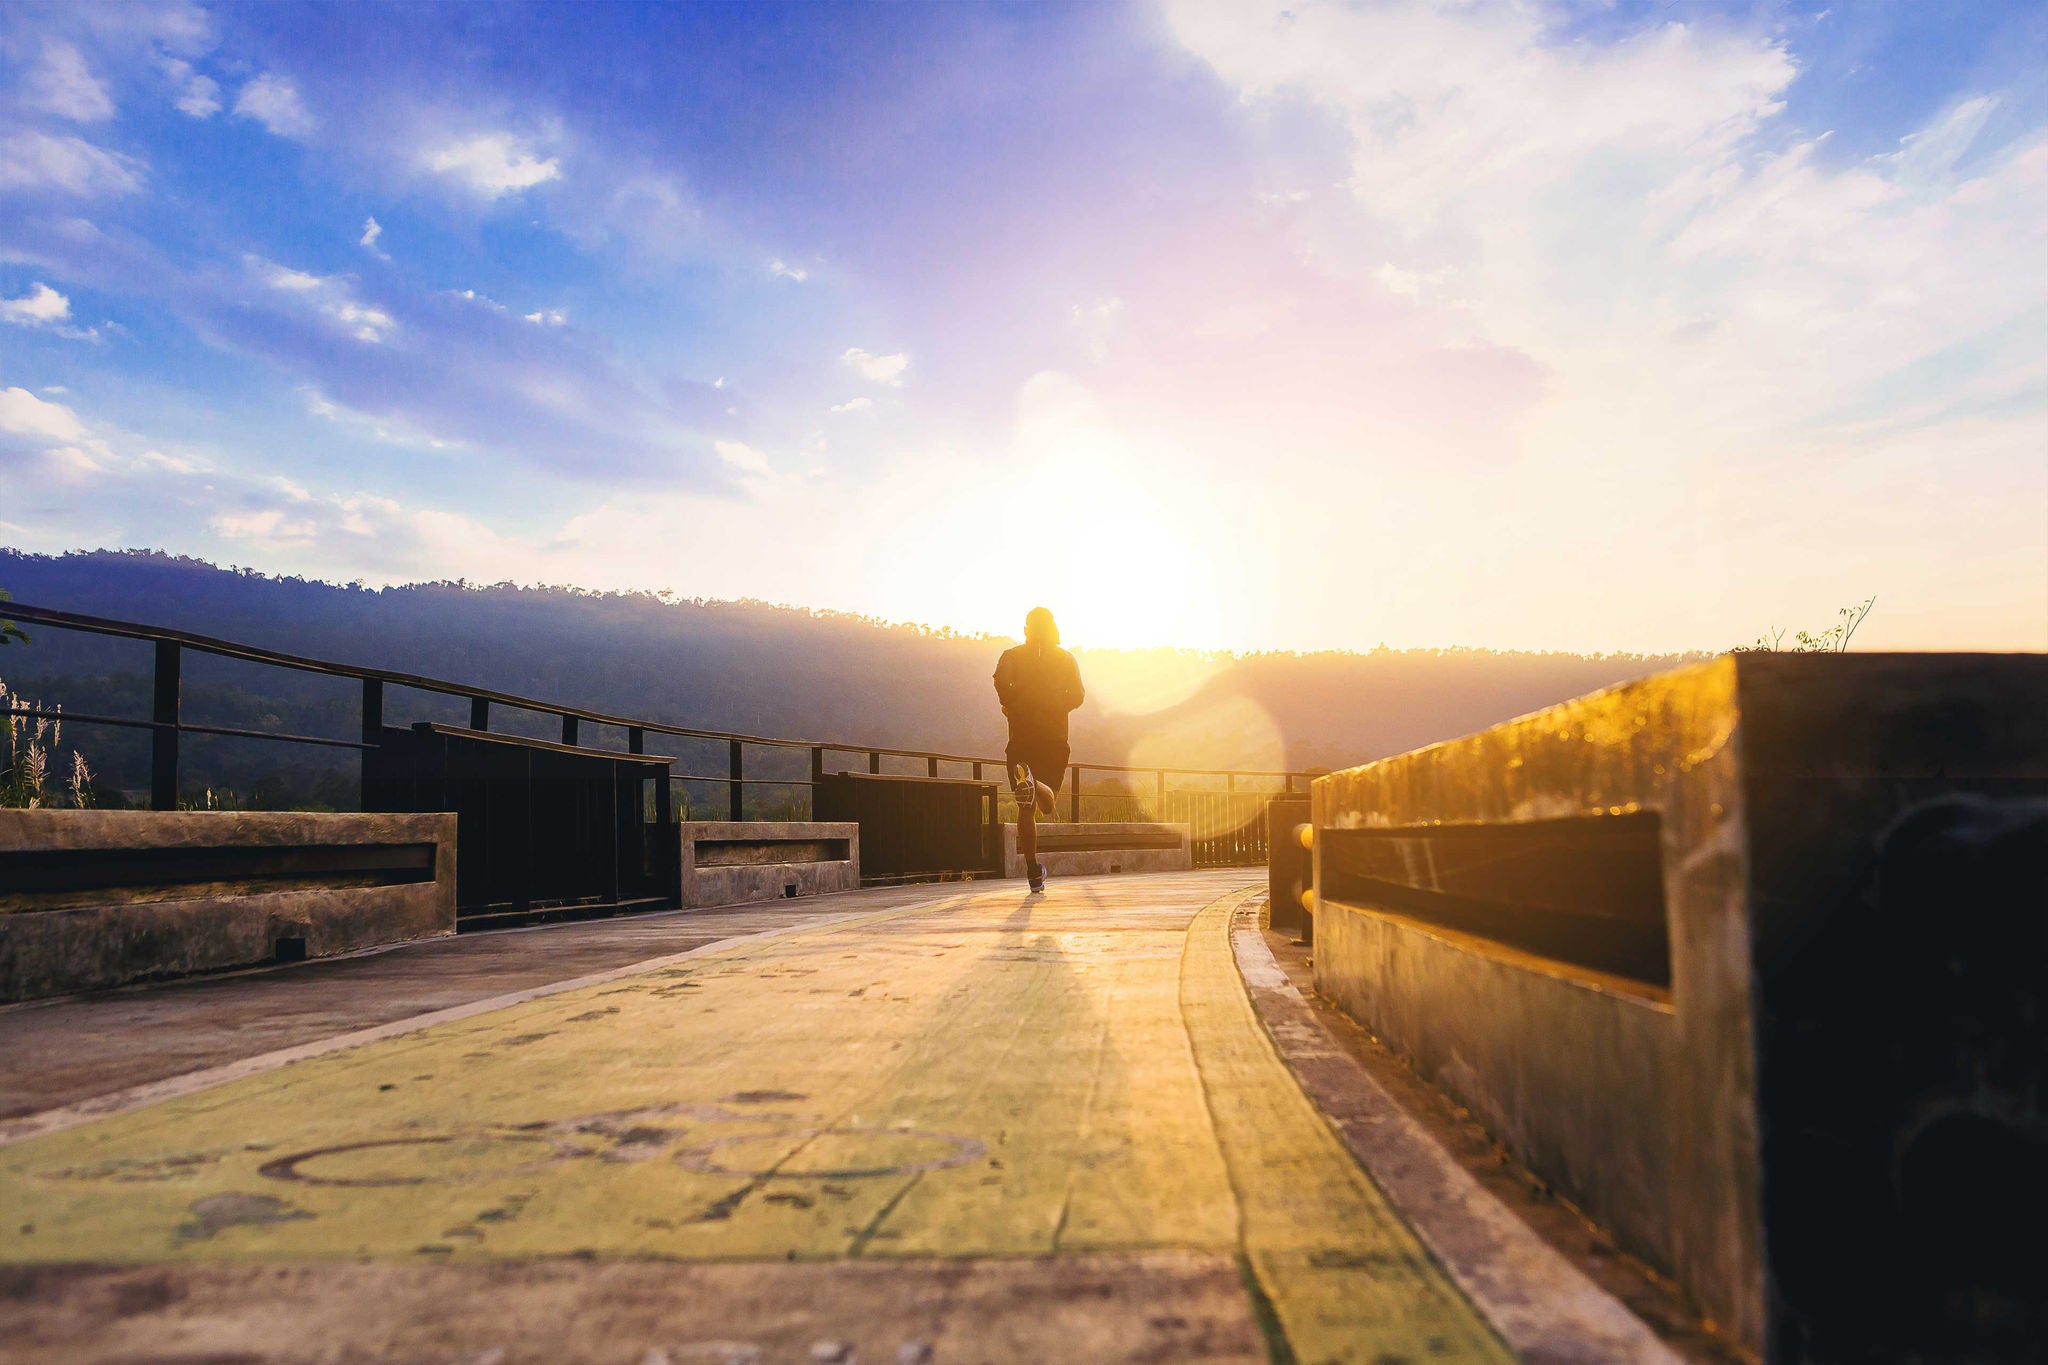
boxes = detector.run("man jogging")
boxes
[993,606,1085,894]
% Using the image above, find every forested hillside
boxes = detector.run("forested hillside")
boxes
[1,550,1698,807]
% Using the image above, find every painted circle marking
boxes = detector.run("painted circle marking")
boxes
[257,1133,583,1187]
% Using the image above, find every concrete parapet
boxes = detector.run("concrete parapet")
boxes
[0,810,456,1002]
[677,821,859,908]
[1310,653,2047,1361]
[1002,822,1191,878]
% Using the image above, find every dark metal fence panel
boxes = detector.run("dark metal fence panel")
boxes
[814,771,999,884]
[363,723,671,925]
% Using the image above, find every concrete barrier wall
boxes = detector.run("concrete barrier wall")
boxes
[1311,653,2048,1361]
[0,810,456,1002]
[1001,822,1191,878]
[677,821,859,908]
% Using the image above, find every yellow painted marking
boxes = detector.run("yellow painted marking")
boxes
[1182,890,1511,1363]
[1,878,1505,1361]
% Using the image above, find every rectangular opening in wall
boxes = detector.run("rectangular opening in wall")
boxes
[1321,811,1671,990]
[696,838,851,866]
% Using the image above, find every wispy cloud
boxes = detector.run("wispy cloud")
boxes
[359,216,389,260]
[24,42,114,123]
[234,73,315,138]
[829,396,873,414]
[769,259,808,281]
[425,133,561,198]
[0,131,143,196]
[842,347,909,386]
[256,259,396,343]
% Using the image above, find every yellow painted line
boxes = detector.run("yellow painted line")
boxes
[1182,889,1512,1363]
[1,877,1511,1362]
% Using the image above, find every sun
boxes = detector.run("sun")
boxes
[1003,454,1223,652]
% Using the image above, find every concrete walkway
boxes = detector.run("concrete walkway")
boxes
[0,872,1511,1364]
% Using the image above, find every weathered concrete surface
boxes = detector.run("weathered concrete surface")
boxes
[1000,821,1191,878]
[1311,652,2048,1361]
[678,820,859,908]
[0,890,981,1123]
[0,870,1509,1363]
[0,1254,1264,1365]
[0,811,455,1003]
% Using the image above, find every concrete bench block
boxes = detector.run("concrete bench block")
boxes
[677,821,859,908]
[1001,822,1192,878]
[0,810,456,1002]
[1310,653,2047,1360]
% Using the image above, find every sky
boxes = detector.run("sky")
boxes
[1,0,2043,655]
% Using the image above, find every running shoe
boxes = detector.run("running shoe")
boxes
[1028,860,1047,894]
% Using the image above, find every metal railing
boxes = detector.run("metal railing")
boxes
[0,602,1309,865]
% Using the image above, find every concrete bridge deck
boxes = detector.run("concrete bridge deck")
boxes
[0,872,1679,1364]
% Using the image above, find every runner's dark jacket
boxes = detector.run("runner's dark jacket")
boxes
[993,642,1085,746]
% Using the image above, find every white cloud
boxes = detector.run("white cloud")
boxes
[769,259,808,281]
[359,216,389,260]
[176,75,222,118]
[842,346,910,386]
[425,133,561,198]
[302,387,461,449]
[0,283,72,327]
[829,396,873,414]
[0,384,116,481]
[256,259,396,343]
[524,308,566,326]
[0,131,143,196]
[714,439,774,475]
[1147,0,2048,650]
[213,507,316,542]
[0,386,93,444]
[0,282,98,341]
[162,57,222,118]
[233,73,315,138]
[25,42,115,123]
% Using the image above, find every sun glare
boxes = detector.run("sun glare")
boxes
[975,380,1235,653]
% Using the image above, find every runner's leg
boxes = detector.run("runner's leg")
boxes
[1012,762,1040,876]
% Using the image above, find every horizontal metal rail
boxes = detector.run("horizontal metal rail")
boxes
[3,603,1304,779]
[1,600,1311,854]
[3,705,372,751]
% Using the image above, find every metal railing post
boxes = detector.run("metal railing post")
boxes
[360,675,383,744]
[561,714,578,746]
[628,726,644,754]
[869,751,881,774]
[1069,766,1081,822]
[470,697,489,731]
[150,640,180,811]
[729,739,744,820]
[1156,770,1166,815]
[928,756,939,778]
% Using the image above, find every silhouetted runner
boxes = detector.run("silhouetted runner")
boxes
[993,607,1085,893]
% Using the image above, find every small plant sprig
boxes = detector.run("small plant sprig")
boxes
[0,588,27,648]
[1737,596,1876,653]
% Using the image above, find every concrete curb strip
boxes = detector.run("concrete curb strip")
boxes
[1229,903,1683,1365]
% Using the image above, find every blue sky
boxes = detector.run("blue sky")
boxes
[2,0,2043,652]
